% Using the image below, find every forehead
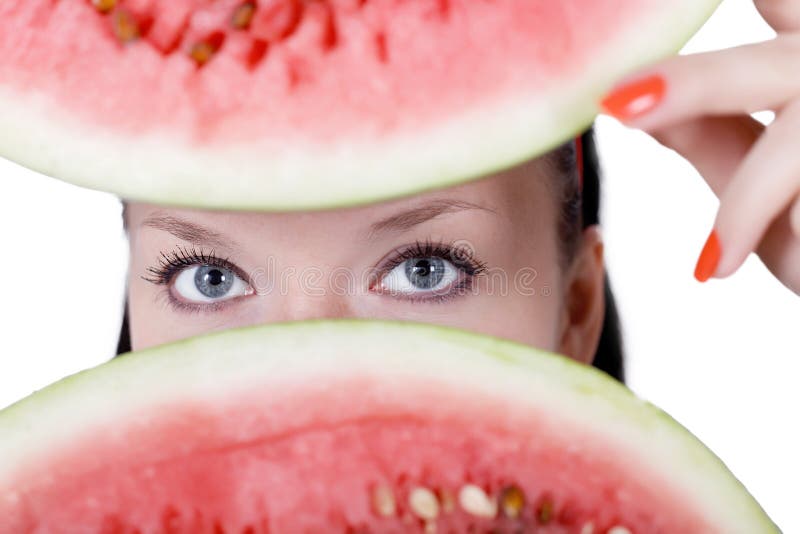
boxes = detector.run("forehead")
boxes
[124,152,562,241]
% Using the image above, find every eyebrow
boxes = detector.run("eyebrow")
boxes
[368,199,497,239]
[140,213,239,252]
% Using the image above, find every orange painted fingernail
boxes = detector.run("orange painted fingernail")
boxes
[694,230,721,283]
[600,74,666,121]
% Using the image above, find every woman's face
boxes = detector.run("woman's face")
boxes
[125,155,606,365]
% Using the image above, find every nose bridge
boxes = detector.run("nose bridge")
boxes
[270,261,360,322]
[282,292,353,322]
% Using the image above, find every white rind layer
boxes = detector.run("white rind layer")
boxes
[0,1,721,210]
[0,319,779,532]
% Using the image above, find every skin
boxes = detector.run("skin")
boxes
[125,156,606,364]
[603,0,800,294]
[126,0,800,358]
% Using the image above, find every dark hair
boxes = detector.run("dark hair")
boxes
[568,126,625,382]
[115,125,625,382]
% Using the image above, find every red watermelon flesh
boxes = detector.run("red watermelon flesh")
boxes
[2,0,653,139]
[0,321,777,533]
[0,0,722,209]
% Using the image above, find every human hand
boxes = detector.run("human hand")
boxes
[598,0,800,295]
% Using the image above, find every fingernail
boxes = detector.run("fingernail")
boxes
[600,74,666,121]
[694,230,721,283]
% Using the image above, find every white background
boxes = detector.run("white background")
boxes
[0,1,797,531]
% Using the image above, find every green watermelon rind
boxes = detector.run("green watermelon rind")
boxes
[0,319,779,532]
[0,1,722,211]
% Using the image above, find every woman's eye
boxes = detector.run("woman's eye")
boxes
[172,265,251,304]
[379,257,461,296]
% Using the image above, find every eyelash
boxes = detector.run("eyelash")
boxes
[375,239,488,303]
[382,239,486,273]
[142,240,488,312]
[142,245,250,314]
[153,287,234,315]
[141,244,241,286]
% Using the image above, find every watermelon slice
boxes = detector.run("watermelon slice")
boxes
[0,0,721,210]
[0,320,777,533]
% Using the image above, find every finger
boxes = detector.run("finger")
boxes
[649,115,764,196]
[791,196,800,237]
[651,115,800,289]
[705,99,800,279]
[756,0,800,32]
[599,35,800,130]
[754,198,800,294]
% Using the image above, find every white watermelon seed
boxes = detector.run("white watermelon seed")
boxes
[608,526,632,534]
[458,484,497,518]
[371,484,396,517]
[409,487,440,520]
[580,522,595,534]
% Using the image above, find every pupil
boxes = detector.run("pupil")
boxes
[415,260,432,277]
[405,257,445,289]
[205,269,225,286]
[194,265,234,299]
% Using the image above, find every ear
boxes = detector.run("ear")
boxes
[557,224,606,364]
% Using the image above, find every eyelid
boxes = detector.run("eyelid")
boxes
[374,240,486,277]
[154,286,241,315]
[142,244,253,289]
[170,265,255,306]
[370,239,486,293]
[147,250,256,314]
[372,264,467,296]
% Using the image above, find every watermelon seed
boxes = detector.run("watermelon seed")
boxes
[457,484,497,518]
[371,484,396,517]
[499,484,525,518]
[232,2,257,29]
[319,3,338,50]
[250,0,304,42]
[111,9,140,43]
[536,496,554,524]
[247,39,270,70]
[580,522,595,534]
[374,32,388,63]
[92,0,117,14]
[190,42,216,65]
[190,32,226,66]
[408,486,440,521]
[607,526,632,534]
